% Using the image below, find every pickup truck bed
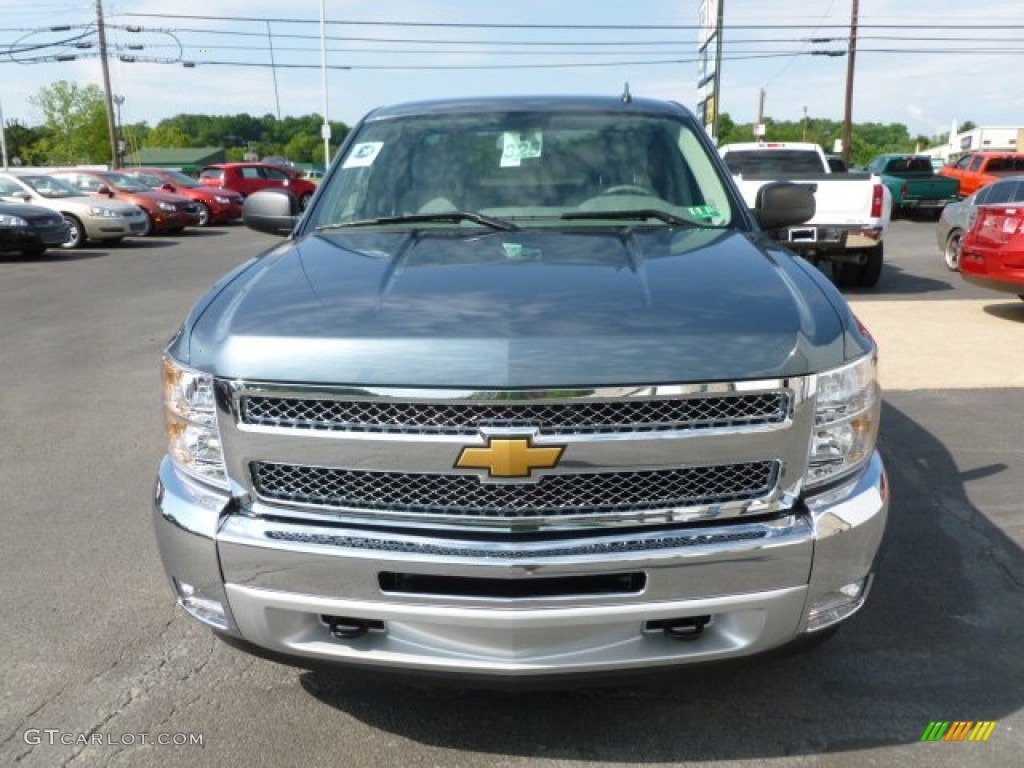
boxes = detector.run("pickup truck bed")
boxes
[867,154,960,217]
[721,143,892,288]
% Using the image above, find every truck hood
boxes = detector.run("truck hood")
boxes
[188,227,850,387]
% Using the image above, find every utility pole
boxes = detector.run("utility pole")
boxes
[841,0,859,163]
[0,96,9,171]
[96,0,120,168]
[266,22,282,122]
[712,0,724,142]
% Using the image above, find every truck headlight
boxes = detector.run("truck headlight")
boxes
[162,356,228,488]
[805,353,880,489]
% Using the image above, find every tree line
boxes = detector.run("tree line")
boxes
[4,81,350,167]
[6,80,960,169]
[714,114,963,166]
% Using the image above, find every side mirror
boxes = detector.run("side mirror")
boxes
[242,189,301,235]
[162,183,176,192]
[754,182,816,230]
[96,185,114,197]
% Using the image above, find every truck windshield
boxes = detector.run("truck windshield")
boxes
[308,110,734,230]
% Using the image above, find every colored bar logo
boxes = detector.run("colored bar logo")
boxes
[920,721,997,742]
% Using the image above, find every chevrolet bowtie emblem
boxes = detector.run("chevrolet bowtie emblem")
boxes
[455,437,565,479]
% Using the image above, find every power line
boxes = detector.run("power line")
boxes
[110,12,1024,30]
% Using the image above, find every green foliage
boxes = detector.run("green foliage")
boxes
[1,120,48,165]
[144,124,191,148]
[28,80,111,164]
[147,113,349,162]
[715,112,933,166]
[13,84,354,166]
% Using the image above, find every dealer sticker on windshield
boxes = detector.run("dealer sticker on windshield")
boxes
[687,205,722,221]
[501,131,543,167]
[343,142,384,168]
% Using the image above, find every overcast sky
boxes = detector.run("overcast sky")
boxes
[3,0,1024,140]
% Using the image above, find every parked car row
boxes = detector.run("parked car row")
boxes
[0,173,145,249]
[0,162,304,256]
[124,168,243,226]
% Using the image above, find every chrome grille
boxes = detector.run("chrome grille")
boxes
[240,393,788,435]
[250,460,780,519]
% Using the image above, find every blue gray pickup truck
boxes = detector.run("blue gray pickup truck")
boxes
[154,95,888,681]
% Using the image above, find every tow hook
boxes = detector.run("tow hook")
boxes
[663,616,711,641]
[323,616,374,639]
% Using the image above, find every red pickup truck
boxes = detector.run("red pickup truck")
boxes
[940,152,1024,198]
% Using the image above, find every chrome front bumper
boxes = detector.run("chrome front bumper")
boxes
[153,453,888,677]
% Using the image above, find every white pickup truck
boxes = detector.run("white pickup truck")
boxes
[720,142,892,288]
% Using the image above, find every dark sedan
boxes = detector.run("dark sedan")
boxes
[0,202,70,257]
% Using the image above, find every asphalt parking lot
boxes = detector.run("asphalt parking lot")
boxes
[1,219,1021,767]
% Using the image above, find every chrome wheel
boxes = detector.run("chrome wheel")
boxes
[944,229,963,271]
[61,214,85,249]
[196,203,211,227]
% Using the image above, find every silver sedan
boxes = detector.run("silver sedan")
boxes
[936,174,1024,270]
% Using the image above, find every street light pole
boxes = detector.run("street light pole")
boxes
[320,0,331,168]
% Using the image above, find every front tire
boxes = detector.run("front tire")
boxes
[195,203,211,227]
[61,214,86,249]
[944,229,963,271]
[139,211,154,237]
[299,192,313,210]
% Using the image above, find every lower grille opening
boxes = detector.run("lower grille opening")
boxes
[379,571,646,599]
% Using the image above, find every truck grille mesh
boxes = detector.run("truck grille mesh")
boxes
[250,460,779,519]
[240,393,788,435]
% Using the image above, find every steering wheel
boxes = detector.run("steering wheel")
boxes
[599,184,656,196]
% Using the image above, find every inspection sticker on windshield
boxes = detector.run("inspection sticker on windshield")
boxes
[687,205,722,221]
[343,142,384,168]
[501,132,543,167]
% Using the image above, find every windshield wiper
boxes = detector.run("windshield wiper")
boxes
[560,209,700,228]
[314,211,518,232]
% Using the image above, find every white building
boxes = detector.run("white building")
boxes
[923,124,1024,164]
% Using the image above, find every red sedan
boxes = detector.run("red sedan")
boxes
[960,202,1024,299]
[198,162,317,208]
[123,168,243,226]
